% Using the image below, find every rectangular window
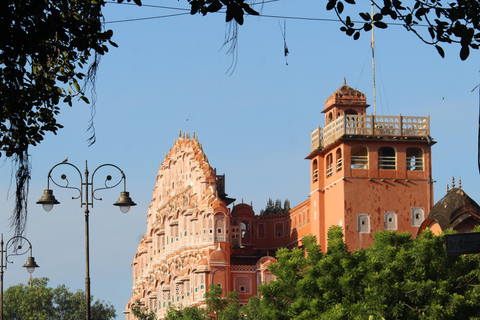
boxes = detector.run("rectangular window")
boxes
[411,207,424,227]
[385,212,397,230]
[358,214,370,233]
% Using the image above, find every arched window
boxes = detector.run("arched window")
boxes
[351,146,368,169]
[406,147,424,170]
[327,112,333,124]
[208,215,213,234]
[345,109,358,115]
[241,221,249,238]
[326,153,333,177]
[378,147,396,170]
[312,160,318,182]
[215,217,225,241]
[336,148,342,171]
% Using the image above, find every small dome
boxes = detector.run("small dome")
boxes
[419,188,480,233]
[324,81,368,113]
[210,247,228,263]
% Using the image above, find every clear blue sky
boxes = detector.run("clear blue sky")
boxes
[1,1,479,318]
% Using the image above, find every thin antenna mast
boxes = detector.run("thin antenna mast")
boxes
[371,2,377,115]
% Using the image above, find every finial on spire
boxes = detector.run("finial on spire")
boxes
[179,129,182,138]
[459,177,462,189]
[446,183,449,193]
[344,77,346,85]
[186,132,190,139]
[183,132,185,139]
[452,176,455,188]
[193,131,196,139]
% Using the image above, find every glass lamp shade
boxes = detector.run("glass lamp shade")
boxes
[42,203,54,212]
[36,189,60,211]
[114,191,136,213]
[23,256,39,274]
[120,204,130,214]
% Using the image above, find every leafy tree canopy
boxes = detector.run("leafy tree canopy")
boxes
[198,0,480,60]
[260,198,291,215]
[1,0,121,238]
[258,226,480,320]
[3,277,116,320]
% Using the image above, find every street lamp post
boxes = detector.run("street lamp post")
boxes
[36,160,136,320]
[0,234,39,320]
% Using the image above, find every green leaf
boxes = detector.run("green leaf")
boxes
[242,3,259,16]
[374,21,388,29]
[359,12,370,21]
[207,1,222,13]
[234,12,244,25]
[435,45,445,58]
[326,0,337,11]
[337,1,344,14]
[405,13,412,25]
[460,45,469,60]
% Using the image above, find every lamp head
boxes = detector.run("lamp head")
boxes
[36,189,60,212]
[23,256,39,274]
[114,191,136,213]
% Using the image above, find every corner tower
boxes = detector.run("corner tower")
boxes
[307,82,435,250]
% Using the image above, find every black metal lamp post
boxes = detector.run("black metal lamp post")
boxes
[36,160,136,320]
[0,234,39,320]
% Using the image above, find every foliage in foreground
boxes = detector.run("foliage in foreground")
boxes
[3,277,116,320]
[134,226,480,320]
[260,226,480,320]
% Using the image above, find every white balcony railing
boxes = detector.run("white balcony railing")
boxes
[311,114,430,151]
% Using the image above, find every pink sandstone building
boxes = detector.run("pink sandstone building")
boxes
[124,83,435,319]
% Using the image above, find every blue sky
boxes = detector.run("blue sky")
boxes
[1,1,479,318]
